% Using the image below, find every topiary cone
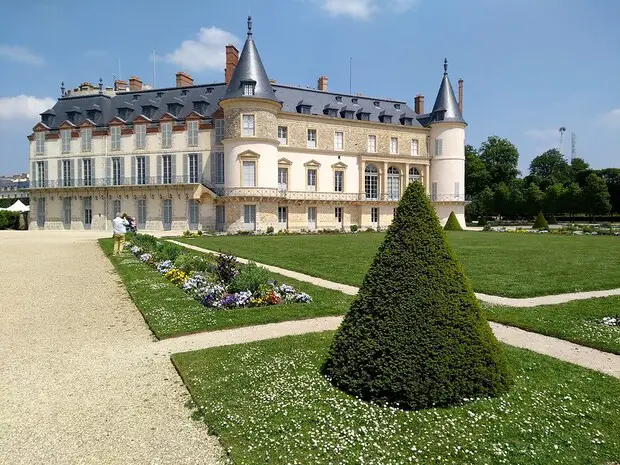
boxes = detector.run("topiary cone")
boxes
[532,212,549,230]
[321,182,512,410]
[444,211,463,231]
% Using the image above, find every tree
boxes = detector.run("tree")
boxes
[598,168,620,215]
[582,173,611,220]
[493,182,512,219]
[510,183,526,218]
[444,211,463,231]
[478,186,495,217]
[524,183,544,217]
[570,157,590,180]
[529,149,571,186]
[562,182,582,219]
[478,136,520,186]
[321,182,511,410]
[544,183,566,217]
[465,145,490,197]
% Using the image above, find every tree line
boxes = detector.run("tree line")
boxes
[465,136,617,221]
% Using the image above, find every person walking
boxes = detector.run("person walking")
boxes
[112,212,130,256]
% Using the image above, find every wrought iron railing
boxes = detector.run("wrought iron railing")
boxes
[29,176,222,192]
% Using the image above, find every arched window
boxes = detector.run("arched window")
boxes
[387,166,400,200]
[365,164,378,200]
[409,167,421,184]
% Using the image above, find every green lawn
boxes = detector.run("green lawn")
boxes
[173,331,620,465]
[177,232,620,297]
[99,239,353,339]
[485,296,620,355]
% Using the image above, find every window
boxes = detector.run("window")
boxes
[307,207,317,230]
[62,159,72,187]
[162,155,172,184]
[82,158,92,186]
[334,132,343,150]
[111,126,121,151]
[187,120,199,147]
[243,82,255,96]
[454,182,460,199]
[307,169,317,191]
[215,119,224,145]
[162,199,172,230]
[112,157,123,185]
[307,129,317,148]
[188,200,199,228]
[435,138,443,156]
[243,205,256,230]
[211,152,225,184]
[365,164,379,200]
[188,153,199,183]
[63,198,71,227]
[390,137,398,154]
[81,128,92,152]
[215,205,226,231]
[36,161,46,187]
[135,124,146,149]
[411,139,419,156]
[35,132,45,155]
[334,170,344,192]
[36,198,45,228]
[335,207,343,225]
[431,182,438,201]
[161,122,172,148]
[278,167,288,191]
[242,161,256,187]
[278,126,288,145]
[61,129,71,153]
[137,156,147,185]
[367,135,376,153]
[278,206,288,227]
[242,114,255,136]
[371,207,379,225]
[83,197,92,227]
[137,199,147,228]
[112,200,121,217]
[387,167,400,200]
[409,167,421,183]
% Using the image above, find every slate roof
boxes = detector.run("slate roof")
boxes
[420,59,466,126]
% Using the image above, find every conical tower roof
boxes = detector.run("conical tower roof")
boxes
[430,59,466,125]
[222,16,278,103]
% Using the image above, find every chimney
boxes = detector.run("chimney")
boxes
[458,79,463,114]
[317,75,328,92]
[176,71,194,87]
[225,44,239,85]
[129,76,142,91]
[414,94,424,114]
[114,79,128,92]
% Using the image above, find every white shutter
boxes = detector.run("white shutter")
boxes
[242,161,255,187]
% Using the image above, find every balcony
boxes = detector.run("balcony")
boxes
[29,176,221,192]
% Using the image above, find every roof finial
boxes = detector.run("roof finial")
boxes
[443,58,448,75]
[247,15,252,38]
[60,81,65,96]
[98,77,103,93]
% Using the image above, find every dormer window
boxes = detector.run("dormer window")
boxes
[41,110,55,127]
[192,100,208,115]
[297,101,312,114]
[341,110,354,120]
[167,102,182,118]
[394,103,401,110]
[132,94,140,101]
[351,98,358,105]
[142,104,157,119]
[66,108,81,124]
[206,87,214,94]
[373,101,380,107]
[379,112,392,124]
[401,117,413,126]
[357,111,370,121]
[117,107,132,121]
[324,108,338,117]
[335,96,342,103]
[156,92,164,98]
[435,111,445,122]
[243,81,256,96]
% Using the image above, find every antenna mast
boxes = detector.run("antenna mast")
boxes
[559,127,566,155]
[571,132,577,162]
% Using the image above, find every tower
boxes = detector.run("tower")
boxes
[428,59,467,227]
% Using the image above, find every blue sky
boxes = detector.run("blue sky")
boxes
[0,0,618,176]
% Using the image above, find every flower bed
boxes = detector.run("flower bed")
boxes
[127,234,312,310]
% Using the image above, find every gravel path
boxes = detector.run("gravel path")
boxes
[0,231,222,465]
[170,240,620,306]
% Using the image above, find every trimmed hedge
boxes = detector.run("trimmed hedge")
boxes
[443,211,463,231]
[532,212,549,230]
[0,211,20,230]
[321,181,512,410]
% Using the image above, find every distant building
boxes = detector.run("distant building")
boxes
[27,17,466,232]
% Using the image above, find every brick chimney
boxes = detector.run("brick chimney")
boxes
[114,79,128,92]
[458,79,463,114]
[129,76,142,91]
[317,75,328,92]
[414,94,424,114]
[225,44,239,85]
[176,71,194,87]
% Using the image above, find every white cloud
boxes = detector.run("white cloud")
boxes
[598,108,620,128]
[0,95,56,121]
[0,45,45,66]
[319,0,418,19]
[162,27,240,72]
[524,128,560,141]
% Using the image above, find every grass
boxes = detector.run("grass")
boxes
[99,239,353,339]
[173,331,620,465]
[177,232,620,298]
[485,296,620,355]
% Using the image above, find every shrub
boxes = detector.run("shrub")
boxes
[443,211,463,231]
[174,253,212,273]
[155,242,184,262]
[0,211,20,230]
[228,262,271,293]
[266,226,275,234]
[532,212,549,230]
[350,224,359,232]
[130,233,159,253]
[482,224,492,231]
[216,252,239,283]
[477,216,488,226]
[321,181,511,411]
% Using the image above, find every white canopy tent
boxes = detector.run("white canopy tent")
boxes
[0,200,30,212]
